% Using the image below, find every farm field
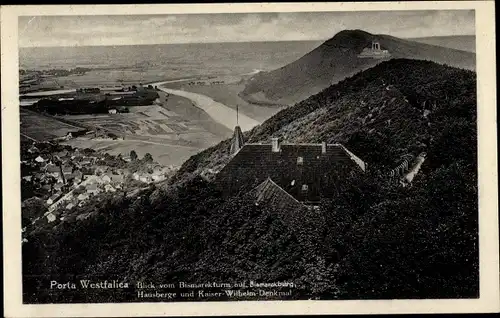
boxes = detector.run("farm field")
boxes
[49,69,193,88]
[20,109,83,141]
[65,106,203,137]
[62,138,200,167]
[58,93,230,166]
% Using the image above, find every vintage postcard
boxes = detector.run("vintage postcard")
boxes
[1,1,499,316]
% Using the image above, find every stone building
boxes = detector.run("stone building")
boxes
[215,127,366,205]
[357,41,391,59]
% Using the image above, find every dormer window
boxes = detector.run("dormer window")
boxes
[297,157,304,165]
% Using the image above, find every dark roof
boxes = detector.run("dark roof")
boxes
[215,142,365,202]
[61,165,72,172]
[45,165,60,173]
[253,178,305,210]
[71,171,83,178]
[245,178,311,233]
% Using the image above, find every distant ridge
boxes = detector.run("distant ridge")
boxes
[410,35,476,53]
[241,29,476,105]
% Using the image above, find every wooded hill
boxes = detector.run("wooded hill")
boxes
[23,59,478,302]
[241,29,475,105]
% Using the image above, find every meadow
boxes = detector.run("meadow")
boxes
[20,109,82,141]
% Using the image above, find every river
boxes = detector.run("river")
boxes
[152,80,261,132]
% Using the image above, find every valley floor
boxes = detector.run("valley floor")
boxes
[20,90,233,167]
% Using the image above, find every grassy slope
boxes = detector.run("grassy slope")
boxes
[241,30,475,105]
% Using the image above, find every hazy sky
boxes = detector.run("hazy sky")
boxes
[19,10,475,48]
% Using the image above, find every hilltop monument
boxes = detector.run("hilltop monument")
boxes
[357,40,392,59]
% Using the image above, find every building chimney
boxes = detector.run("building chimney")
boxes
[271,137,280,152]
[321,142,327,154]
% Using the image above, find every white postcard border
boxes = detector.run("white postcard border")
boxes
[2,1,498,316]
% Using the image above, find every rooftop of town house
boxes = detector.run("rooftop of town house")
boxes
[54,182,64,189]
[104,185,116,191]
[71,171,83,178]
[111,174,124,182]
[61,164,72,169]
[45,165,60,173]
[48,193,61,201]
[77,193,89,200]
[55,150,69,157]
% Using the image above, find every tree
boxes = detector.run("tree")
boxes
[143,153,153,163]
[130,150,138,161]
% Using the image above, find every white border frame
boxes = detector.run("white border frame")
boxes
[2,2,499,316]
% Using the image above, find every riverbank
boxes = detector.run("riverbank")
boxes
[153,80,261,132]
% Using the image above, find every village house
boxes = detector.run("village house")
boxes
[28,145,39,154]
[55,150,69,158]
[45,164,60,177]
[95,165,110,175]
[214,126,366,205]
[70,171,83,184]
[53,182,64,191]
[46,212,57,223]
[47,192,62,205]
[34,155,45,163]
[77,193,89,201]
[111,174,124,184]
[80,159,92,166]
[104,184,116,193]
[151,166,166,181]
[140,175,152,183]
[101,174,112,183]
[22,175,32,182]
[152,173,164,182]
[86,183,99,195]
[65,202,76,210]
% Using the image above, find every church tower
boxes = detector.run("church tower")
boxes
[230,105,244,155]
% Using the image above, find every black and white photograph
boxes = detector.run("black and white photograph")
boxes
[1,1,499,316]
